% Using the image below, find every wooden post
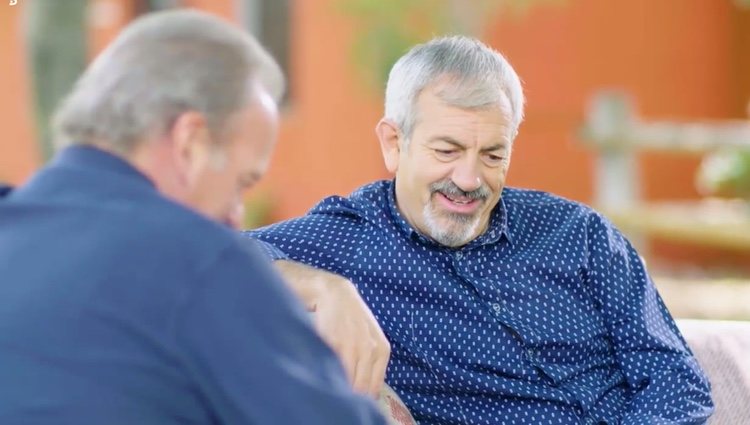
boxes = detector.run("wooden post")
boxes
[584,91,641,210]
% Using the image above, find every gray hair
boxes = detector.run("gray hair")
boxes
[53,9,284,154]
[384,35,524,143]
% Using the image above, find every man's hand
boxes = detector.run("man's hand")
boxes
[274,260,391,397]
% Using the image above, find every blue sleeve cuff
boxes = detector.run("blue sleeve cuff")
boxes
[240,232,289,261]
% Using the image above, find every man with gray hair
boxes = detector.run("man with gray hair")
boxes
[246,36,714,423]
[0,9,386,425]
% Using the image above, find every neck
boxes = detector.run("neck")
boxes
[124,139,186,203]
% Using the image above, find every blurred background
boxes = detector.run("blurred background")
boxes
[1,0,750,320]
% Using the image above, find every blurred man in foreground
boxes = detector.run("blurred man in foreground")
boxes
[247,36,714,424]
[0,10,385,425]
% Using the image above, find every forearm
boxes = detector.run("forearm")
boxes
[586,214,713,423]
[271,259,390,396]
[175,248,386,424]
[246,239,340,309]
[243,213,391,396]
[273,260,351,311]
[611,298,713,423]
[620,363,713,424]
[612,312,713,423]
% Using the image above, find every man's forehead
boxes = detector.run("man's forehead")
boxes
[416,84,511,119]
[414,100,512,143]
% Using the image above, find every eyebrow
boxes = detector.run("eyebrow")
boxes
[428,136,507,152]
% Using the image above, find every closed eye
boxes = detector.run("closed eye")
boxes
[239,172,261,190]
[434,149,459,161]
[483,153,506,167]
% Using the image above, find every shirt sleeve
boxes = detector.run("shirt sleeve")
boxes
[585,213,714,424]
[249,237,289,261]
[242,197,366,276]
[171,238,386,425]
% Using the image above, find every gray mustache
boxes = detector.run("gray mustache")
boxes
[430,180,490,201]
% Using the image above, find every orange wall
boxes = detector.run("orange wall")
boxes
[0,3,38,184]
[255,0,389,220]
[266,0,749,218]
[2,0,749,223]
[488,0,741,202]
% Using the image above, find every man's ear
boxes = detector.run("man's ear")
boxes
[375,118,402,174]
[168,111,210,186]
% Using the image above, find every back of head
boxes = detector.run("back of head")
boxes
[384,35,524,142]
[53,9,285,155]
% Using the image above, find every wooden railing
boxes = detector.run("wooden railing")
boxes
[580,92,750,251]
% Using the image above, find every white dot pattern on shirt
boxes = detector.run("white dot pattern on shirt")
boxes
[249,181,713,425]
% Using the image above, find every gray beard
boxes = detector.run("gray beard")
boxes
[422,202,482,247]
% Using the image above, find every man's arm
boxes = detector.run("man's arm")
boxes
[172,240,387,424]
[273,260,391,397]
[245,203,393,398]
[586,213,714,424]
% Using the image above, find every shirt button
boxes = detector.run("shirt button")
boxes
[526,348,538,362]
[491,302,502,313]
[455,252,463,260]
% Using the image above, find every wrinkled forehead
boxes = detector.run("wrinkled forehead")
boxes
[412,83,513,142]
[428,74,508,110]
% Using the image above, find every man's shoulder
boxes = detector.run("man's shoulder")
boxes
[95,200,263,296]
[248,181,391,247]
[501,186,602,231]
[503,186,595,216]
[308,180,391,221]
[502,187,622,243]
[131,196,241,254]
[41,179,246,267]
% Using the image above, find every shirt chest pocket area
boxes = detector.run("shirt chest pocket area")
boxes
[505,264,615,384]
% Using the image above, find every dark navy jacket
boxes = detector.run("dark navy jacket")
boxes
[0,146,385,425]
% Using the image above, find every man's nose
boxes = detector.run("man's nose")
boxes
[450,158,482,193]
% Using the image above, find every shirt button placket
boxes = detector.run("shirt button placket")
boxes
[525,348,538,363]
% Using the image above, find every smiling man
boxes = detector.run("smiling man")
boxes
[246,36,714,424]
[380,76,512,249]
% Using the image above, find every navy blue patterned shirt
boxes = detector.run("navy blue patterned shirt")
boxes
[246,180,713,425]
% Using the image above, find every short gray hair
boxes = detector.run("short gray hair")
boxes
[384,35,524,143]
[54,9,284,154]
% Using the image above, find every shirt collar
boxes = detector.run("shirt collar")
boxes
[53,145,155,189]
[385,179,513,249]
[0,184,12,198]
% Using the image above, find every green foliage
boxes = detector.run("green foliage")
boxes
[339,0,564,88]
[697,150,750,200]
[25,0,87,161]
[243,192,276,229]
